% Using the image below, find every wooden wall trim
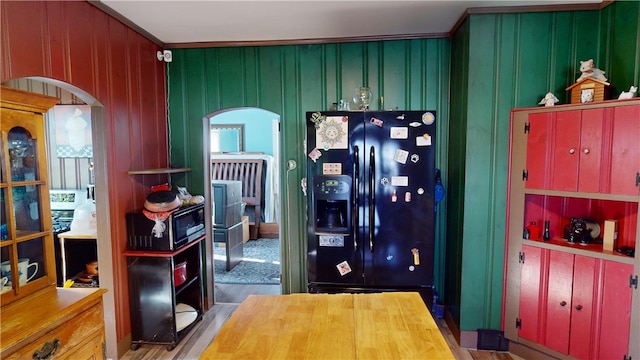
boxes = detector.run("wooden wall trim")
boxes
[165,33,449,49]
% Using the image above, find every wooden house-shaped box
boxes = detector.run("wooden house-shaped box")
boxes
[566,78,610,104]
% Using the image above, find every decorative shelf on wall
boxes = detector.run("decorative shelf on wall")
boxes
[128,168,191,187]
[127,168,191,175]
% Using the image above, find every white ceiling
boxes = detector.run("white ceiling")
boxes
[97,0,603,45]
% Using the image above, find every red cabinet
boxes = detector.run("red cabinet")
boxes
[545,252,596,358]
[609,105,640,195]
[525,105,640,195]
[518,245,544,343]
[505,100,640,360]
[597,261,634,359]
[517,246,634,359]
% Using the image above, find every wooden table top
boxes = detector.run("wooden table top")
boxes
[201,292,454,359]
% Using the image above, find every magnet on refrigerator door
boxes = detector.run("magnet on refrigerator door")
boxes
[416,133,432,146]
[337,261,352,276]
[391,176,409,186]
[322,162,342,175]
[422,112,435,125]
[409,122,422,127]
[316,117,348,149]
[411,248,420,265]
[308,148,322,162]
[410,154,420,163]
[310,111,326,128]
[390,127,408,139]
[393,149,409,164]
[370,117,383,127]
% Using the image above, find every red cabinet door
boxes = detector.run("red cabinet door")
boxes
[610,105,640,195]
[526,113,553,190]
[597,261,633,359]
[568,255,597,359]
[518,245,545,342]
[545,251,574,354]
[551,110,582,191]
[577,109,604,193]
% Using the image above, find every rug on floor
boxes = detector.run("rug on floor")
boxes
[213,238,281,284]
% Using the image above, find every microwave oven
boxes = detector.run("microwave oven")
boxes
[126,203,206,251]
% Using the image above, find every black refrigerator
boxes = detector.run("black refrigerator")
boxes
[306,110,436,298]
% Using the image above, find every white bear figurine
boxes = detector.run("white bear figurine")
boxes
[618,85,638,100]
[539,92,559,107]
[576,59,607,82]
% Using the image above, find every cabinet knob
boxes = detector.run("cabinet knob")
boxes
[569,148,575,154]
[583,148,590,154]
[575,304,583,310]
[560,301,567,307]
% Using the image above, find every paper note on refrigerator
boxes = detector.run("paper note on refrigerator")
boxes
[416,133,432,146]
[316,116,349,149]
[391,176,409,186]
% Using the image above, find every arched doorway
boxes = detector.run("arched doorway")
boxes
[203,108,282,303]
[1,77,117,358]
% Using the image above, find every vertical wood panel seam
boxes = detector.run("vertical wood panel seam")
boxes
[513,14,522,106]
[63,5,72,83]
[483,14,501,326]
[549,13,557,91]
[377,41,383,108]
[279,47,286,117]
[421,40,427,110]
[570,12,579,84]
[242,48,248,106]
[321,45,327,110]
[43,2,52,78]
[363,42,369,87]
[405,40,411,110]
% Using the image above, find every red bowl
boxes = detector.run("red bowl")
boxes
[174,261,187,286]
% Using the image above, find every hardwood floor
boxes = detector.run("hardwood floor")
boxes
[121,284,522,360]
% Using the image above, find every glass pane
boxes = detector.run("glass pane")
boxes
[8,126,38,182]
[12,185,43,235]
[1,246,12,293]
[1,188,7,240]
[17,237,45,285]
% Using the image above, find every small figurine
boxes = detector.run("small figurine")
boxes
[576,59,607,82]
[539,92,559,107]
[618,85,638,100]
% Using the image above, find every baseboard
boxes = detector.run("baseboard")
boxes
[117,333,132,359]
[508,340,559,359]
[443,310,461,346]
[255,222,279,238]
[460,330,478,349]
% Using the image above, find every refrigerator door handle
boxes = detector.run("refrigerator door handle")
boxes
[353,146,360,251]
[368,146,375,253]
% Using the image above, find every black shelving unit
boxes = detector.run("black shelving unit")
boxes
[124,236,204,351]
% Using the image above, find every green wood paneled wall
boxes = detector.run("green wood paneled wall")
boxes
[167,39,452,295]
[168,1,640,335]
[449,1,640,332]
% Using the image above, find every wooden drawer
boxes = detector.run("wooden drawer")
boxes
[63,331,105,360]
[5,303,105,359]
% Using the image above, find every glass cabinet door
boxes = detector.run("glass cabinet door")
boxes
[1,86,58,304]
